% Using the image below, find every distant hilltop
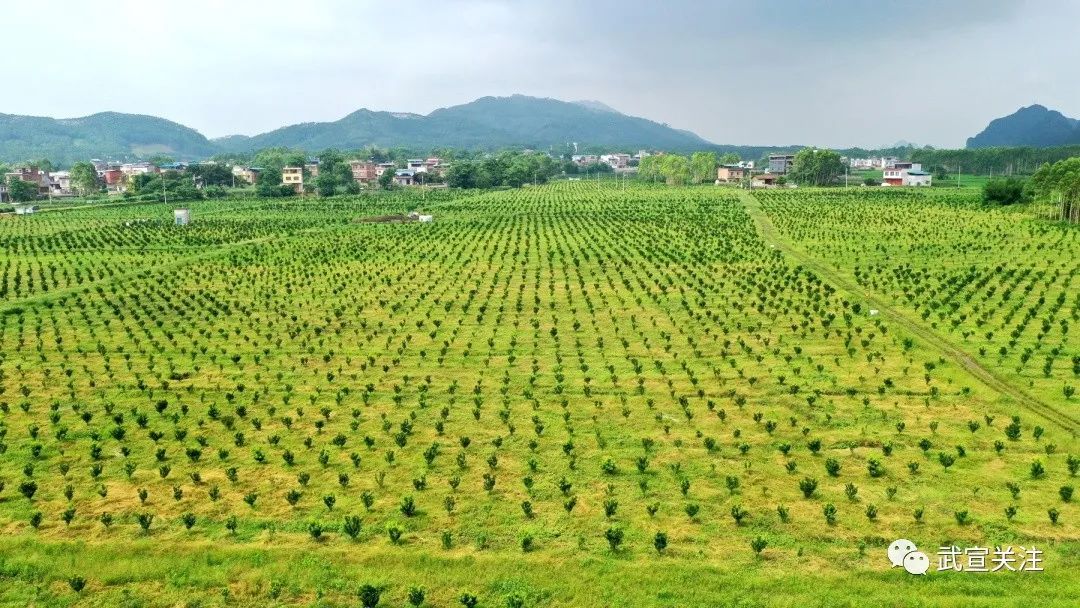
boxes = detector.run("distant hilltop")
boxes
[967,104,1080,148]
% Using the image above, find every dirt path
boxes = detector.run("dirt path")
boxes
[738,189,1078,433]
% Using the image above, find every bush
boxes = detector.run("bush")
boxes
[343,515,362,539]
[750,536,768,554]
[358,584,383,608]
[654,531,668,553]
[982,177,1028,205]
[604,526,624,551]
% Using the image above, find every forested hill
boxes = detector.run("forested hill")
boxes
[0,96,718,164]
[967,105,1080,148]
[0,112,217,165]
[214,95,714,153]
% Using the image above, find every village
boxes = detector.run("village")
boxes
[1,148,932,206]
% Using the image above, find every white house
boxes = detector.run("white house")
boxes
[883,166,932,187]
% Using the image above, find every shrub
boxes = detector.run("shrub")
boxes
[604,526,624,551]
[68,576,87,592]
[343,515,362,539]
[408,586,426,606]
[750,536,768,554]
[388,524,403,544]
[799,477,818,498]
[654,531,668,553]
[358,584,383,608]
[137,512,154,532]
[1030,460,1046,479]
[823,503,837,525]
[982,177,1027,206]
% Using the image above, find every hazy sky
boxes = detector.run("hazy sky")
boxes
[7,0,1079,148]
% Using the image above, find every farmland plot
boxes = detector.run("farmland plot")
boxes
[753,188,1079,421]
[0,183,1075,607]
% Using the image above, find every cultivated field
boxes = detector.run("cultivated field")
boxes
[0,183,1076,607]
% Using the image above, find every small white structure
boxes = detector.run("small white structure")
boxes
[174,208,190,226]
[14,205,35,215]
[418,214,433,223]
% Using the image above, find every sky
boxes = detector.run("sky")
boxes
[6,0,1080,148]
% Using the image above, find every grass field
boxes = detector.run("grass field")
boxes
[0,183,1076,607]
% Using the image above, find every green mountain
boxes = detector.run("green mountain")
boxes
[0,96,718,165]
[0,112,216,165]
[967,104,1080,148]
[217,95,713,152]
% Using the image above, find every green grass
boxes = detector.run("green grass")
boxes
[0,183,1075,606]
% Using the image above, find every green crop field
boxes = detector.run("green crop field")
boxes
[0,183,1076,607]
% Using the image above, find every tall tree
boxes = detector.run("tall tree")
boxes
[6,177,39,202]
[790,148,844,186]
[69,162,100,196]
[690,152,718,184]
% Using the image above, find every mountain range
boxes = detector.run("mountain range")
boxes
[0,96,717,165]
[966,104,1080,148]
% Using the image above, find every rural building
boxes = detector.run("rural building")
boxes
[120,162,158,177]
[282,166,304,193]
[305,163,320,178]
[102,169,125,193]
[753,173,781,187]
[231,166,261,185]
[174,208,190,225]
[406,159,427,173]
[891,161,922,171]
[768,154,796,174]
[350,161,379,183]
[376,162,396,176]
[903,170,932,186]
[5,166,52,196]
[601,154,631,169]
[394,170,416,186]
[424,158,447,176]
[572,155,599,166]
[49,171,72,195]
[882,166,931,187]
[716,165,745,183]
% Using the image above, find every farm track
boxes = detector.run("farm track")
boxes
[738,189,1079,433]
